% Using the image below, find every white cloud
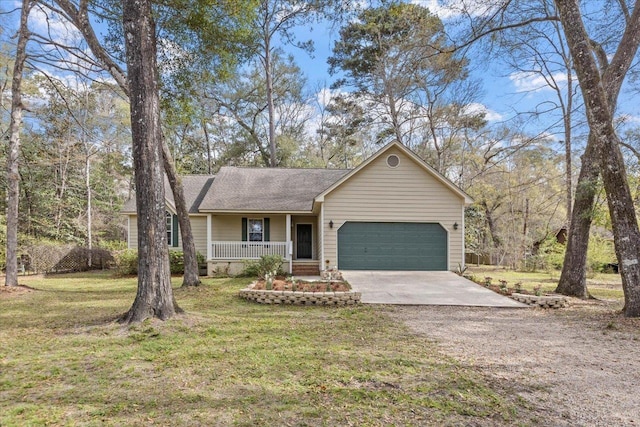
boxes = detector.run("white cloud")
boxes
[411,0,498,19]
[315,87,350,108]
[463,102,503,122]
[28,5,82,45]
[509,71,569,93]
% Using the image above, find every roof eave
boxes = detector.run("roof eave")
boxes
[198,209,315,215]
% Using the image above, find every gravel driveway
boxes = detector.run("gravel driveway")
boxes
[388,301,640,426]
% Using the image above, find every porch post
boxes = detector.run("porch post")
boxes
[206,214,212,260]
[286,214,292,274]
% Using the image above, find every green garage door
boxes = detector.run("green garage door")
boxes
[337,222,447,270]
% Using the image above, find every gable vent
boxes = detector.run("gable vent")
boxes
[386,154,400,168]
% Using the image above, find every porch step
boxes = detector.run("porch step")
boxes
[292,263,320,276]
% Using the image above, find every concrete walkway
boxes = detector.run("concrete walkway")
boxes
[342,270,527,308]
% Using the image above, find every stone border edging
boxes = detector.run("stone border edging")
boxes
[511,292,568,308]
[239,282,361,306]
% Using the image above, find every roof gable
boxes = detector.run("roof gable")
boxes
[315,141,473,204]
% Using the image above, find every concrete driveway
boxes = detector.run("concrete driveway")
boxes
[342,270,527,307]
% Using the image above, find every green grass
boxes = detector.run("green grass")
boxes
[467,266,625,301]
[1,271,531,426]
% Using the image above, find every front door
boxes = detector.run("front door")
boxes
[296,224,313,259]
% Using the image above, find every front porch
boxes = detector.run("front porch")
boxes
[207,241,321,276]
[206,213,322,276]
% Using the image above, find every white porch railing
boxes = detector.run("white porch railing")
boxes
[210,241,289,260]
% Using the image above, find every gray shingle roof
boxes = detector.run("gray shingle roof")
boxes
[121,175,215,213]
[199,167,350,212]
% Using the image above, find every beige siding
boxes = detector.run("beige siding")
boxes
[211,215,287,242]
[128,215,138,249]
[127,214,207,256]
[189,216,207,256]
[322,146,465,270]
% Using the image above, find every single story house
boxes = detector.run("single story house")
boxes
[122,141,473,276]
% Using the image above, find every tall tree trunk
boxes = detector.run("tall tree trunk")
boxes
[555,141,597,298]
[5,0,31,287]
[264,36,277,167]
[54,0,201,287]
[481,201,501,249]
[202,118,213,174]
[54,138,70,238]
[121,0,181,322]
[85,153,92,267]
[555,0,640,300]
[160,137,201,287]
[564,72,573,227]
[556,0,640,316]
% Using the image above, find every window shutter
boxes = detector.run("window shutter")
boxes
[264,218,270,242]
[172,214,179,247]
[241,217,247,241]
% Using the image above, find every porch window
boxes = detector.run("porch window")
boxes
[248,219,263,241]
[242,217,270,242]
[166,211,178,247]
[166,212,173,245]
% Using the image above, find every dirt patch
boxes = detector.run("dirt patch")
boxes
[0,284,36,298]
[388,300,640,426]
[252,279,350,292]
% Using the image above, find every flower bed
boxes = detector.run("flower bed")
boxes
[467,276,568,309]
[251,278,350,292]
[239,279,360,306]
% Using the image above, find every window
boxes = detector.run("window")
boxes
[248,219,263,242]
[166,212,173,245]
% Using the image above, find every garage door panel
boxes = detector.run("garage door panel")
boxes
[338,222,447,271]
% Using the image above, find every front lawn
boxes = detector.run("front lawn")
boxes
[1,271,531,426]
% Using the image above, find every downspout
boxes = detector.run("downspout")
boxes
[319,203,324,272]
[461,203,466,271]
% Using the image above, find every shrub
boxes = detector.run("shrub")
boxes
[523,236,565,272]
[114,249,138,275]
[96,240,128,252]
[525,232,616,273]
[114,249,205,276]
[240,255,285,279]
[587,234,616,273]
[196,252,206,265]
[168,250,185,274]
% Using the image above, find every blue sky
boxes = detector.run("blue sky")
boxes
[285,0,639,150]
